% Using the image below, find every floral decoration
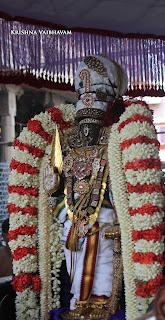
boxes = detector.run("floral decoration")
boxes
[8,100,164,320]
[8,104,75,320]
[108,100,164,319]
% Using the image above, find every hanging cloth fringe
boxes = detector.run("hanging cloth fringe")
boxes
[0,18,165,95]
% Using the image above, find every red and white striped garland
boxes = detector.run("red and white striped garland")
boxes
[8,100,164,319]
[8,104,76,320]
[108,100,164,319]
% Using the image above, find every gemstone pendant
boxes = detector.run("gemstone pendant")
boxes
[73,180,89,195]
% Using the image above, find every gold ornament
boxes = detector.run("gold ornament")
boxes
[84,56,108,78]
[51,124,63,175]
[73,180,90,195]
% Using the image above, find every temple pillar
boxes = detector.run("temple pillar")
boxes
[0,85,23,163]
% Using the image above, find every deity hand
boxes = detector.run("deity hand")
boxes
[43,165,60,194]
[102,224,121,240]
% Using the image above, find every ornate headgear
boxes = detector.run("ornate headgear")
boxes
[75,54,128,120]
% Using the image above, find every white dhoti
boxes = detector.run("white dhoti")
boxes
[58,205,115,310]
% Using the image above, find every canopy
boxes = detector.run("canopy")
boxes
[0,1,165,96]
[1,0,165,36]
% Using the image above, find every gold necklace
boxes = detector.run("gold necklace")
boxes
[64,161,109,227]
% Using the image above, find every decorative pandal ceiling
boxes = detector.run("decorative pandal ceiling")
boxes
[0,0,165,96]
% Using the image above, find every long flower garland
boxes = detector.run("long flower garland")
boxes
[108,100,164,319]
[8,104,76,320]
[38,149,53,320]
[38,144,65,319]
[8,100,164,319]
[108,123,137,320]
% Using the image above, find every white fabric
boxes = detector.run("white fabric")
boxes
[75,54,128,113]
[91,230,114,296]
[59,206,115,309]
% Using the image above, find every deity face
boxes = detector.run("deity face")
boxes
[79,123,101,147]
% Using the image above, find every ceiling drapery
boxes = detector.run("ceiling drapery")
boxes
[0,18,165,96]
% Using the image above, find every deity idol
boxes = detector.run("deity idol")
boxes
[8,55,164,320]
[46,55,128,319]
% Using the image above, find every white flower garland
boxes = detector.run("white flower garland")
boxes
[37,106,74,317]
[108,101,164,319]
[49,217,65,309]
[122,144,159,164]
[19,128,47,150]
[13,147,40,166]
[33,112,55,135]
[8,125,41,319]
[125,168,162,186]
[134,239,164,254]
[15,288,40,320]
[9,235,37,252]
[131,212,163,230]
[119,122,156,142]
[9,170,39,188]
[108,123,137,320]
[38,151,53,320]
[58,103,76,122]
[10,212,37,228]
[134,263,162,281]
[8,104,75,319]
[13,255,38,275]
[119,102,153,121]
[8,193,38,208]
[136,296,153,316]
[9,101,164,320]
[129,192,164,209]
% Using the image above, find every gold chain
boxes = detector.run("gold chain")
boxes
[64,159,109,227]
